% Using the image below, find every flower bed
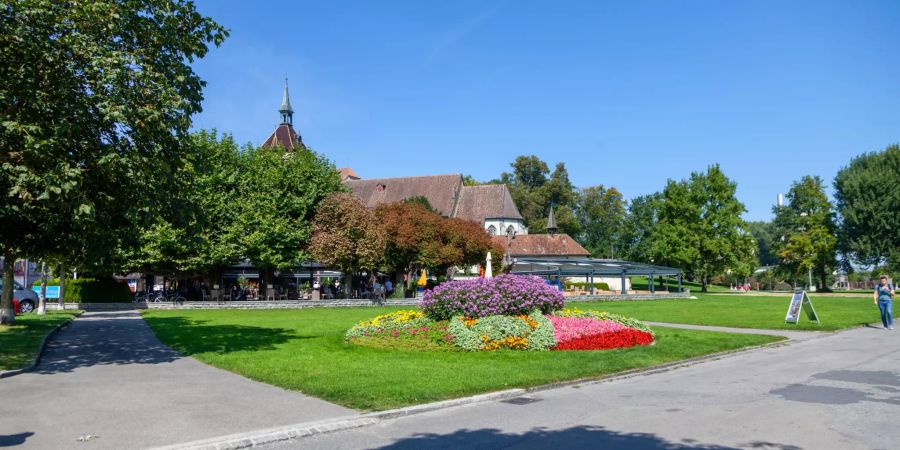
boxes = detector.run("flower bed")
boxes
[448,310,556,351]
[419,274,565,321]
[347,297,653,352]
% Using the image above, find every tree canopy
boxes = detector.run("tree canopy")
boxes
[834,144,900,273]
[772,175,837,289]
[0,0,227,323]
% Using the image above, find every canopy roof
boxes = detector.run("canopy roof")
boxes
[510,257,681,277]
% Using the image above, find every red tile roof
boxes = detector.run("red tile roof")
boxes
[492,233,590,257]
[261,124,303,150]
[338,167,360,181]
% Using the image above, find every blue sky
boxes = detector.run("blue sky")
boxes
[190,0,899,221]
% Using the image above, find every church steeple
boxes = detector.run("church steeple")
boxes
[279,78,294,125]
[546,204,558,236]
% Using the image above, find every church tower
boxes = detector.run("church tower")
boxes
[262,79,305,150]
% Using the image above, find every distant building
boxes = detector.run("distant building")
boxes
[345,174,527,235]
[261,79,305,150]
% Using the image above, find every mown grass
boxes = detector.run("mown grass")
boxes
[574,293,878,331]
[143,307,782,411]
[0,310,81,370]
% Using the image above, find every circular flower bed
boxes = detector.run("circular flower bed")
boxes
[345,275,654,352]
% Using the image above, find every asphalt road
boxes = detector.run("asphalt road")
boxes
[270,325,899,450]
[0,311,353,449]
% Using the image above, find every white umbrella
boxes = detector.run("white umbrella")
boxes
[485,251,493,279]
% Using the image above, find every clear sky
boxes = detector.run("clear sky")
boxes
[190,0,899,222]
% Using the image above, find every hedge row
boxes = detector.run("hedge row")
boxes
[32,277,132,303]
[565,281,611,291]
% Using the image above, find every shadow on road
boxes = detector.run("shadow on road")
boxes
[0,431,34,447]
[370,426,803,450]
[32,314,300,374]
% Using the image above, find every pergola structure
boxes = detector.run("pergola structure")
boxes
[509,257,683,295]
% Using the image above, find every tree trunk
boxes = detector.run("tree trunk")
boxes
[393,270,405,299]
[37,261,48,315]
[701,275,709,293]
[1,253,16,325]
[58,264,68,308]
[343,271,353,298]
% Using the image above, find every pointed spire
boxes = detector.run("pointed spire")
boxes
[547,204,558,235]
[279,78,293,125]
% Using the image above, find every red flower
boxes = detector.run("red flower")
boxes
[553,328,654,351]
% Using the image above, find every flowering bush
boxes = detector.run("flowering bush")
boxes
[419,274,565,321]
[449,310,556,351]
[345,310,431,339]
[556,307,654,336]
[553,328,654,351]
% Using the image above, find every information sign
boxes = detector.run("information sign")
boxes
[31,285,60,299]
[785,290,820,325]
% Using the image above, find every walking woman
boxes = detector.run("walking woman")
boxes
[874,275,895,330]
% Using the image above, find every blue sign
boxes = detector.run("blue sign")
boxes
[32,286,60,299]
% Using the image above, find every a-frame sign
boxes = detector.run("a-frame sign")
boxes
[785,290,820,325]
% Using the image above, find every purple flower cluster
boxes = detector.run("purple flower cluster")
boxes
[419,274,566,321]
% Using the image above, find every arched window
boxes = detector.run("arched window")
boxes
[487,225,497,235]
[506,225,515,235]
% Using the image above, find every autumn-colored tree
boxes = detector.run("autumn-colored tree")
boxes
[376,202,495,296]
[309,193,386,296]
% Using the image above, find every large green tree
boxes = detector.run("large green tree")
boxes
[124,130,242,281]
[234,146,343,285]
[501,156,579,236]
[0,0,226,323]
[577,185,626,258]
[746,221,779,267]
[619,193,662,263]
[834,144,900,273]
[653,165,756,292]
[773,175,838,290]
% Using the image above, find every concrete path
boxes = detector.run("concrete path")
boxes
[0,311,353,450]
[646,322,828,341]
[271,325,899,450]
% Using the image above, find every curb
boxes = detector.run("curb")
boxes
[148,389,526,450]
[0,311,82,379]
[151,336,799,450]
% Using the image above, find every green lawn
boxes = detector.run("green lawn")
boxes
[0,310,81,371]
[574,293,878,331]
[143,308,782,411]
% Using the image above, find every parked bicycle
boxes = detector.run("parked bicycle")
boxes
[133,291,166,303]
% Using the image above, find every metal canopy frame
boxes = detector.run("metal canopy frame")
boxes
[509,257,683,294]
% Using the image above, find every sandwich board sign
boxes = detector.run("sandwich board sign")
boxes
[785,290,820,325]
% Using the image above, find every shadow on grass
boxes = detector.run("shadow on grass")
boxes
[371,426,802,450]
[142,316,305,355]
[33,314,301,374]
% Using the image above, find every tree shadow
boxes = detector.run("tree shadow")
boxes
[0,432,34,447]
[371,426,803,450]
[141,315,307,355]
[33,314,301,374]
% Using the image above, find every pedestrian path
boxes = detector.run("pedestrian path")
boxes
[0,311,354,450]
[646,321,831,341]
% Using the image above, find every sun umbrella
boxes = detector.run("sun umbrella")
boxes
[417,269,427,287]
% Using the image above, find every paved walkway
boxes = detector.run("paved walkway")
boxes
[646,321,828,341]
[273,325,899,450]
[0,311,354,449]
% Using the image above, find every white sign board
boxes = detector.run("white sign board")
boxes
[785,290,820,325]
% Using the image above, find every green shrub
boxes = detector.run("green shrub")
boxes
[32,278,62,287]
[65,278,133,303]
[565,281,611,291]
